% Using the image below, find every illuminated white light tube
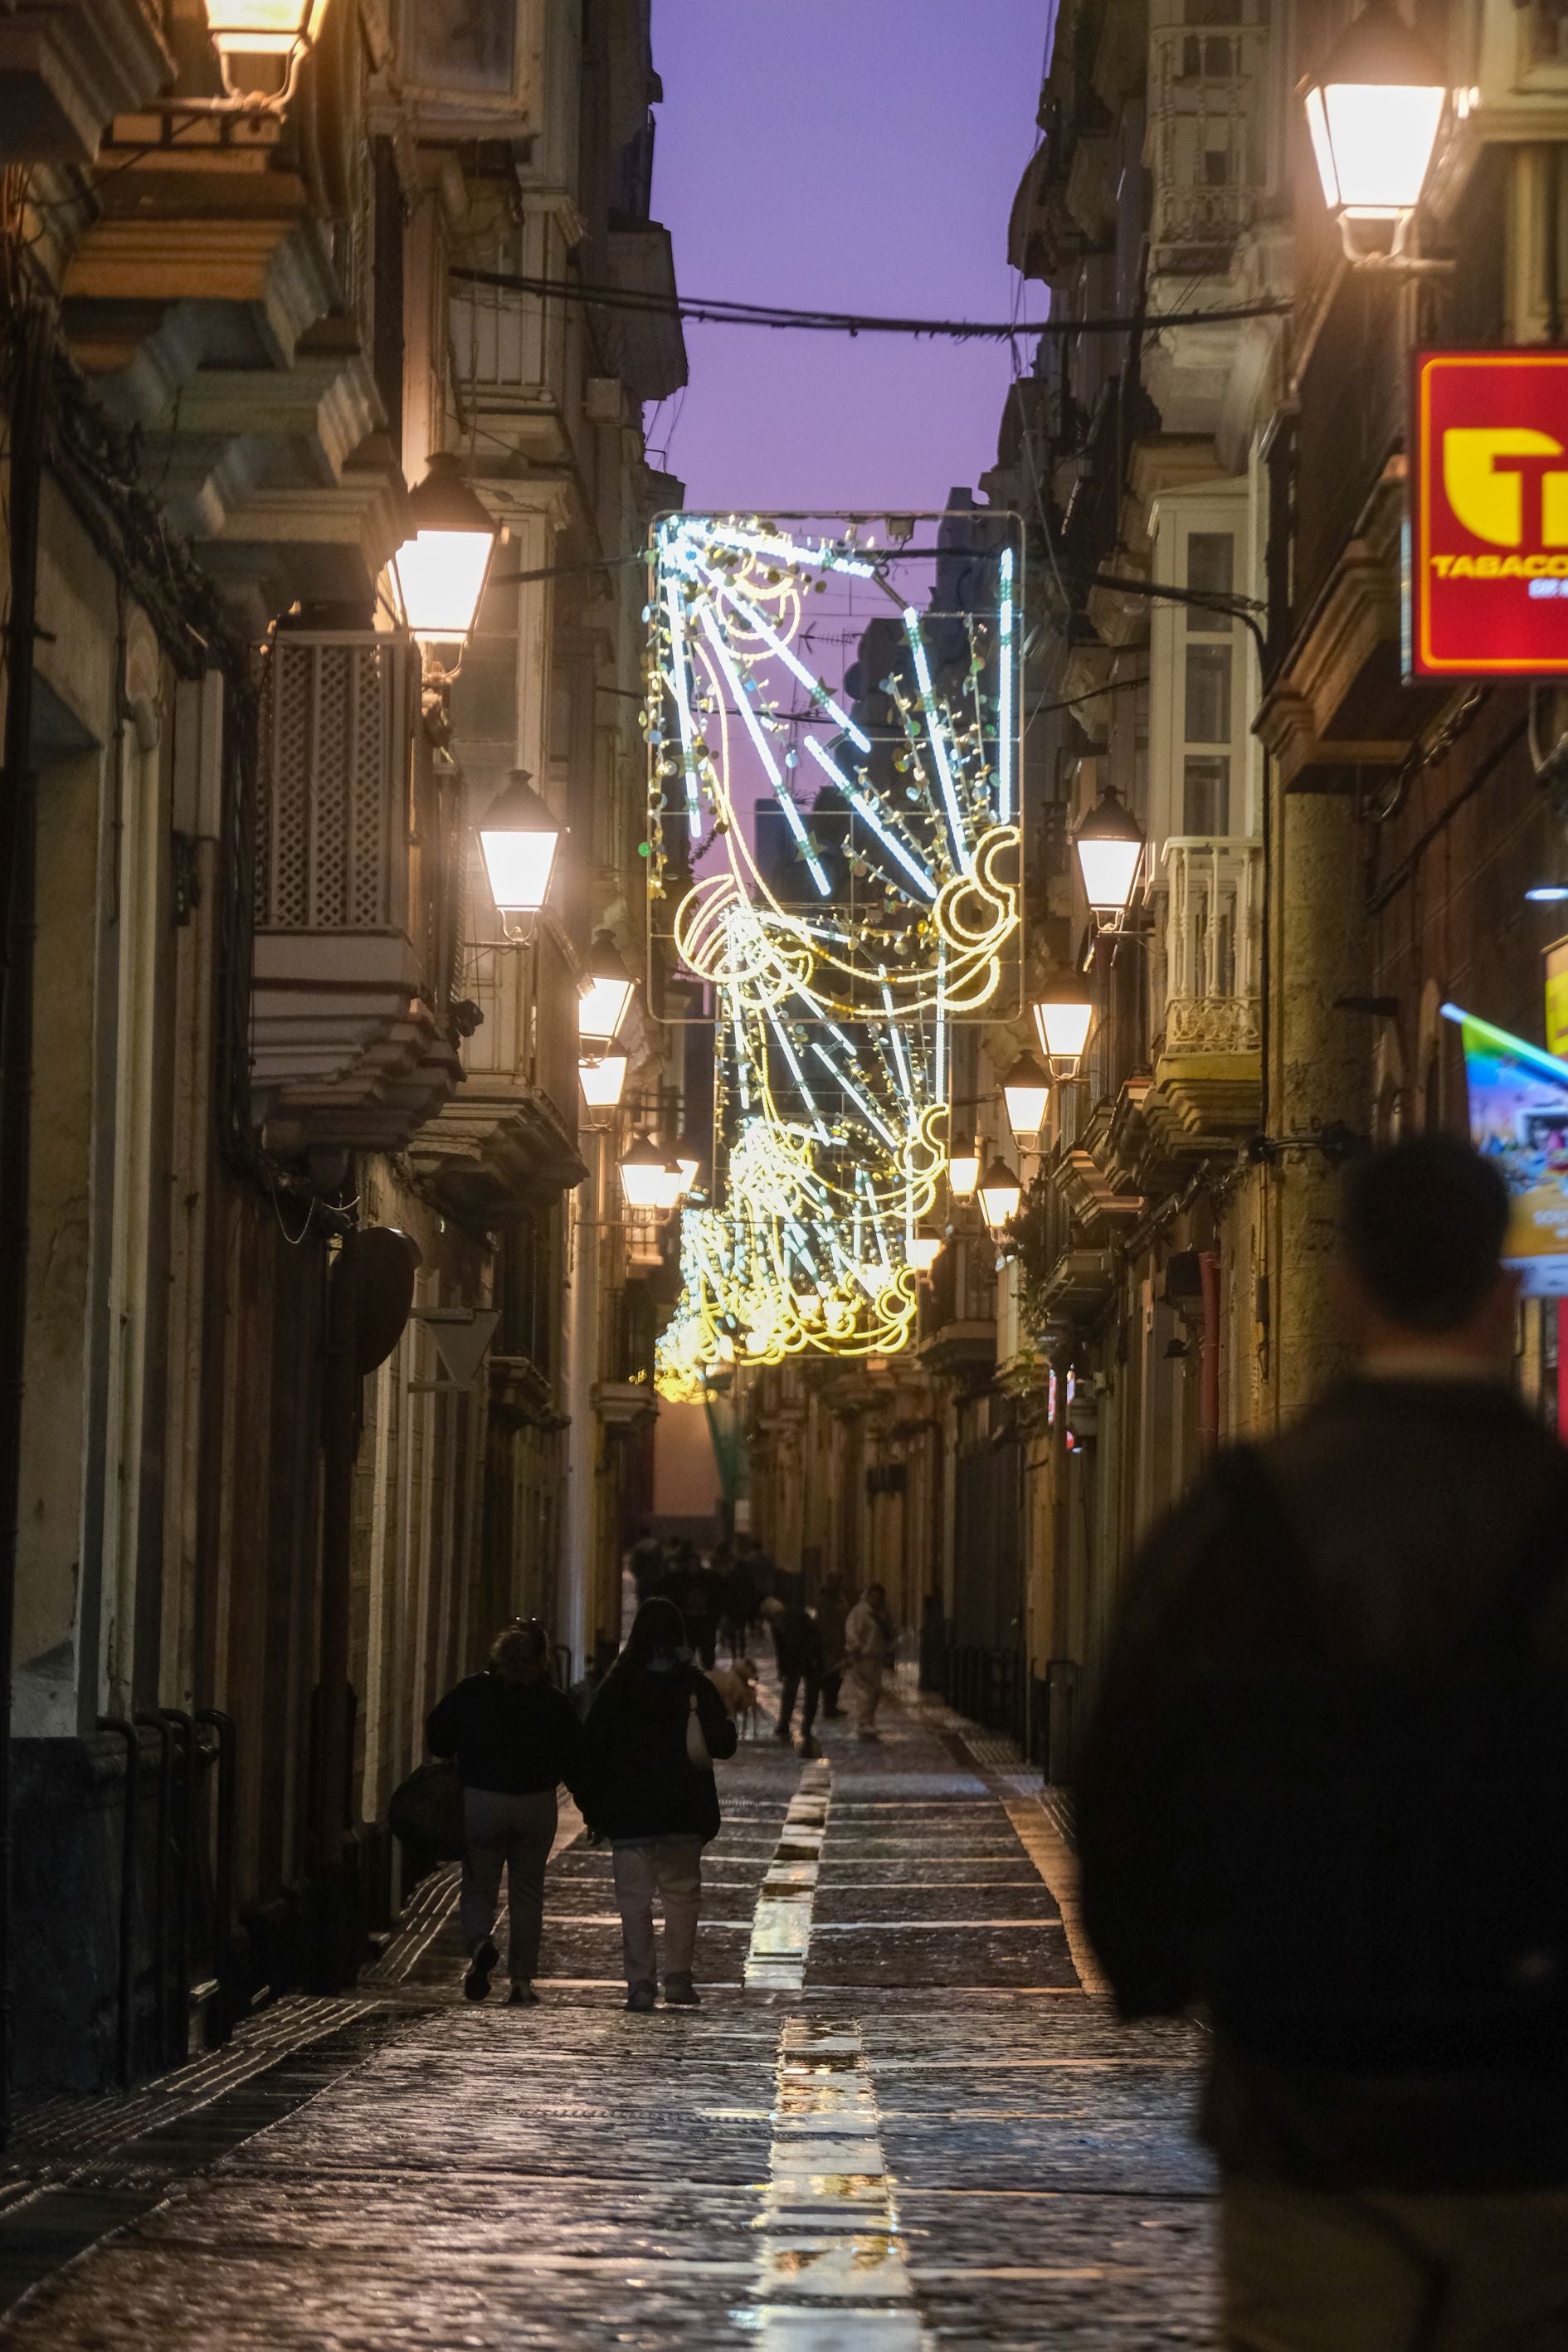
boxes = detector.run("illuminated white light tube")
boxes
[700,523,876,579]
[731,1007,753,1112]
[881,980,918,1122]
[766,1009,830,1141]
[707,572,872,752]
[903,609,971,874]
[663,572,703,840]
[997,547,1015,827]
[809,1041,899,1149]
[803,735,936,899]
[699,606,833,898]
[935,946,948,1103]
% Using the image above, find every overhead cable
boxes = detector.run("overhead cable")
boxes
[450,265,1291,343]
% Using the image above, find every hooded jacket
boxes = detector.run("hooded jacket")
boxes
[580,1653,738,1843]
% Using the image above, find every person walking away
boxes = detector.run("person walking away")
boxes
[580,1596,738,2011]
[1077,1137,1568,2350]
[844,1582,894,1740]
[427,1619,584,2006]
[815,1573,850,1717]
[761,1595,824,1755]
[674,1546,719,1668]
[629,1520,664,1606]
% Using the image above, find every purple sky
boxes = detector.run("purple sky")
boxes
[649,2,1052,517]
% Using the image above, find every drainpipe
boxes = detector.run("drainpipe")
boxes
[1198,1249,1221,1458]
[562,1134,600,1680]
[0,297,52,2140]
[311,1228,358,1990]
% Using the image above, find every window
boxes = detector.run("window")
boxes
[1178,530,1238,837]
[1183,755,1230,835]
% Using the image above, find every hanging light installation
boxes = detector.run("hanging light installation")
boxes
[477,771,559,928]
[391,454,499,651]
[947,1139,981,1199]
[580,931,636,1045]
[1033,967,1094,1075]
[645,513,1025,1391]
[618,1134,669,1210]
[1074,784,1145,925]
[578,1050,629,1112]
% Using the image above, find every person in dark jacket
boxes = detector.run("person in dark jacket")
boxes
[1077,1138,1568,2347]
[761,1594,823,1754]
[427,1619,584,2007]
[580,1596,738,2011]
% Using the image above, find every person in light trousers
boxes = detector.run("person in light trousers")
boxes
[580,1596,738,2011]
[427,1619,586,2006]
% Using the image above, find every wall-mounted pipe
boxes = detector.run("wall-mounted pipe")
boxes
[133,1712,175,2067]
[196,1708,236,2045]
[95,1717,140,2089]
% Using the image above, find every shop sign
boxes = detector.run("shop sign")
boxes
[1547,937,1568,1064]
[1411,351,1568,677]
[1444,1003,1568,1293]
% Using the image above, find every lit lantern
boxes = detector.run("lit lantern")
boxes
[1074,784,1145,922]
[477,771,559,916]
[578,1050,629,1110]
[977,1152,1023,1234]
[202,0,329,101]
[1303,3,1447,226]
[618,1135,668,1210]
[650,1154,686,1212]
[391,454,499,647]
[947,1139,981,1200]
[579,932,635,1045]
[908,1228,942,1273]
[673,1136,702,1195]
[1032,969,1094,1075]
[1001,1052,1052,1143]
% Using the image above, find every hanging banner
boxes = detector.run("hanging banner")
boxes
[1443,1003,1568,1293]
[1546,937,1568,1063]
[1411,350,1568,678]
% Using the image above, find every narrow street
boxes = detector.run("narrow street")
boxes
[0,1687,1213,2349]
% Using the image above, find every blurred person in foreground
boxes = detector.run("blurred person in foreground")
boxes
[1078,1136,1568,2350]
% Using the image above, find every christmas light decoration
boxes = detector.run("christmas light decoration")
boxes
[646,513,1024,1393]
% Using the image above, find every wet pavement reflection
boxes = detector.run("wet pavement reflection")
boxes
[0,1684,1215,2347]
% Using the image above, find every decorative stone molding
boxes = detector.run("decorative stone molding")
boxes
[0,0,172,165]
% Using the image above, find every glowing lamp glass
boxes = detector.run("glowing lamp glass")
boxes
[948,1142,981,1200]
[391,454,498,645]
[909,1228,942,1273]
[477,773,559,913]
[1073,785,1145,917]
[578,1052,629,1109]
[650,1157,685,1212]
[580,933,635,1043]
[618,1137,668,1211]
[1303,6,1447,221]
[674,1139,702,1195]
[1001,1053,1052,1142]
[1032,983,1094,1067]
[977,1154,1023,1234]
[1527,886,1568,904]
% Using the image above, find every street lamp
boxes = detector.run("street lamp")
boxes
[477,771,559,932]
[908,1227,942,1273]
[673,1135,703,1195]
[1032,968,1094,1076]
[391,454,499,652]
[977,1152,1023,1235]
[579,932,635,1045]
[202,0,329,105]
[617,1134,669,1210]
[1074,785,1145,926]
[1001,1052,1052,1144]
[1303,2,1447,257]
[947,1138,981,1200]
[578,1049,629,1111]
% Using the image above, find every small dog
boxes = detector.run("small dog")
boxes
[706,1658,762,1741]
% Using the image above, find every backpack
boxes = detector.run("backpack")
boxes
[1174,1446,1568,2068]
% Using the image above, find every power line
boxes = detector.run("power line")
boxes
[450,265,1290,343]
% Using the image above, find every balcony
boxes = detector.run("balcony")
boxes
[1146,19,1270,275]
[1143,836,1263,1152]
[251,631,463,1165]
[918,1233,996,1380]
[0,0,171,163]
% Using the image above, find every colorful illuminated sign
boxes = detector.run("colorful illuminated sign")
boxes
[1444,1003,1568,1293]
[1413,352,1568,677]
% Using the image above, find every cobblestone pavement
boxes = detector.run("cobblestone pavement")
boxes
[0,1683,1215,2347]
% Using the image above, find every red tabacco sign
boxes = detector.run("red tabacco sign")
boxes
[1412,349,1568,678]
